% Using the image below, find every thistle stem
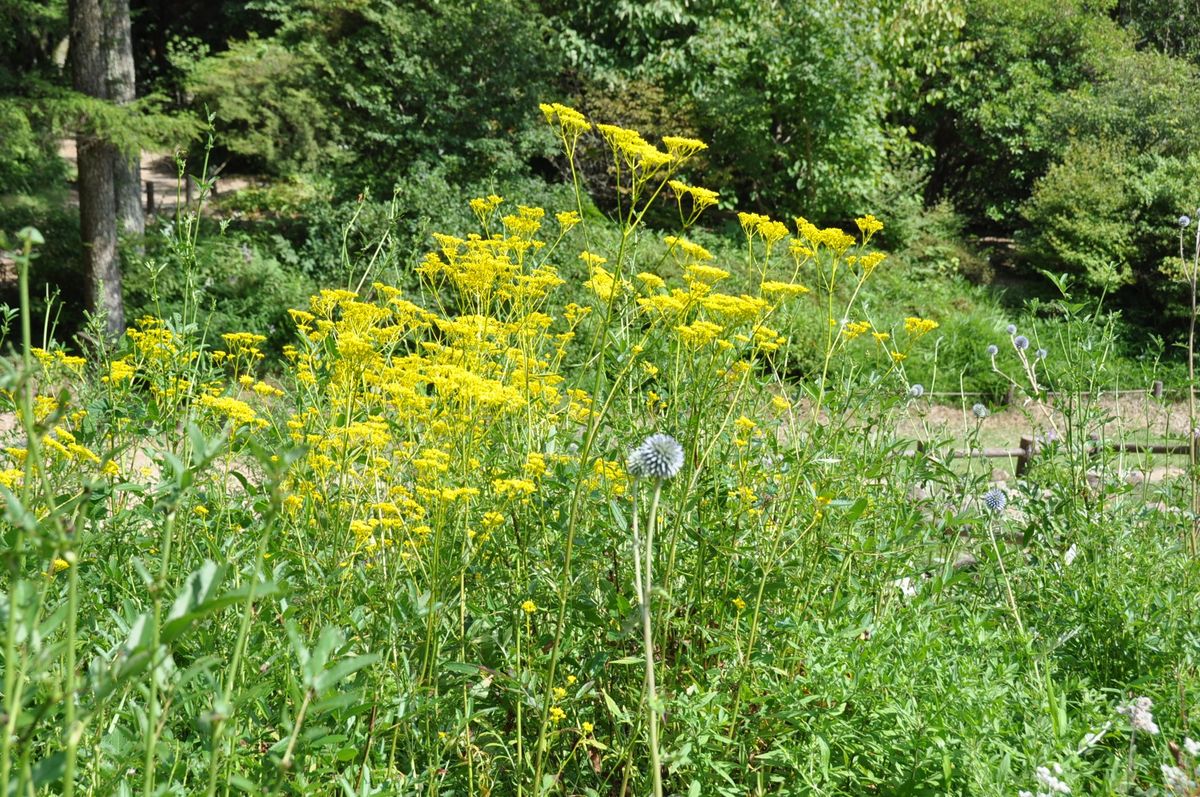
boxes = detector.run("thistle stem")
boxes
[639,480,665,797]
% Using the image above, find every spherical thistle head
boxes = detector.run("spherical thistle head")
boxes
[1036,347,1048,360]
[1013,335,1030,350]
[986,344,999,357]
[1005,324,1017,336]
[982,487,1007,513]
[1181,215,1192,228]
[908,383,924,399]
[627,433,685,480]
[972,403,990,419]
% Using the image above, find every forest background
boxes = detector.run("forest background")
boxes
[2,0,1199,396]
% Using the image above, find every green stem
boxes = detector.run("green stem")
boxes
[62,549,81,797]
[145,509,177,797]
[206,501,278,797]
[0,232,36,793]
[280,689,314,769]
[641,480,665,797]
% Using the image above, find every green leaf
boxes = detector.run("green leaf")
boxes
[313,652,380,693]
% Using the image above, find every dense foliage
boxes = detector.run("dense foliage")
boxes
[1,5,1200,791]
[0,109,1197,796]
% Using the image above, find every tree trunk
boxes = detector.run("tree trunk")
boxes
[105,0,144,240]
[70,0,125,336]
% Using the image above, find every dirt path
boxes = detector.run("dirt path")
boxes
[56,138,258,212]
[895,393,1193,449]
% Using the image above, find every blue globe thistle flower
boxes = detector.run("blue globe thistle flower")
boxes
[972,403,989,419]
[1013,335,1030,350]
[982,487,1007,513]
[627,433,685,480]
[908,384,924,398]
[986,344,999,357]
[1005,324,1017,336]
[1036,348,1048,360]
[1181,215,1192,228]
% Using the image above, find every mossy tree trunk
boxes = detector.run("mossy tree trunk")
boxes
[69,0,125,337]
[106,0,143,244]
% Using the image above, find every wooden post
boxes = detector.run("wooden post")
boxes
[1152,380,1163,399]
[1004,385,1016,406]
[185,175,194,205]
[145,181,155,214]
[1017,436,1036,476]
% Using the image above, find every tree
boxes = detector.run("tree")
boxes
[70,0,124,336]
[106,0,142,241]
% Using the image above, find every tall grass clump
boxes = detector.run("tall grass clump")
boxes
[0,103,1198,796]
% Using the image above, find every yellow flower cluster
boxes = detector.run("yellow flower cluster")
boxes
[903,317,940,336]
[664,235,714,263]
[667,180,719,211]
[539,102,591,135]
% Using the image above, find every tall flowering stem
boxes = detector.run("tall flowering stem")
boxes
[627,433,684,797]
[1181,218,1200,555]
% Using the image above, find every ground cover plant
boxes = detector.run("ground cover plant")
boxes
[1,105,1199,797]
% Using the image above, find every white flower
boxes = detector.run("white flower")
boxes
[1117,696,1159,735]
[1036,764,1071,794]
[1162,764,1196,795]
[893,577,917,598]
[1063,544,1077,567]
[1185,737,1200,758]
[627,433,685,480]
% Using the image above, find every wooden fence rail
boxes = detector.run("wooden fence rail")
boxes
[927,380,1180,404]
[903,434,1196,476]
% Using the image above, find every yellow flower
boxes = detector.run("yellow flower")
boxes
[52,557,71,574]
[521,600,538,614]
[664,235,714,263]
[539,103,591,135]
[855,214,884,238]
[842,321,873,340]
[675,320,724,349]
[549,706,567,723]
[859,252,887,273]
[683,264,730,285]
[104,358,137,384]
[555,210,581,232]
[636,272,666,292]
[553,687,567,701]
[903,317,939,336]
[761,281,810,299]
[661,135,707,158]
[732,597,747,611]
[582,721,594,734]
[820,227,856,253]
[494,478,537,498]
[667,179,719,210]
[701,293,768,324]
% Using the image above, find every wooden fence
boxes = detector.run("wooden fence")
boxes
[903,434,1196,476]
[927,380,1178,405]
